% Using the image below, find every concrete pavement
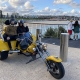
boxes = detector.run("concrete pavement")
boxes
[0,42,80,80]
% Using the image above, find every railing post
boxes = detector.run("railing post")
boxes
[60,33,69,62]
[57,25,59,38]
[36,29,42,42]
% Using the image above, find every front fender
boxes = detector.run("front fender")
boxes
[46,56,62,62]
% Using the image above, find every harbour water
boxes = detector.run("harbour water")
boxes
[29,24,68,35]
[0,20,80,39]
[26,21,80,39]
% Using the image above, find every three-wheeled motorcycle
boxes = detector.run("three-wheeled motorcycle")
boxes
[0,25,65,79]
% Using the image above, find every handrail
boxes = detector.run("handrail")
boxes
[25,21,69,25]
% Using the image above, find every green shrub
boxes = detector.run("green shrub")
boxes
[58,26,67,38]
[44,26,67,38]
[44,27,55,38]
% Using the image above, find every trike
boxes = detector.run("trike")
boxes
[0,26,65,79]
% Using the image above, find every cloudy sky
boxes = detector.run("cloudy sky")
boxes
[0,0,80,16]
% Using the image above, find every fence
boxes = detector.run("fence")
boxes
[24,21,80,39]
[24,22,68,38]
[0,20,80,39]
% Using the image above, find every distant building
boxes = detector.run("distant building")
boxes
[19,14,80,21]
[11,12,19,18]
[0,10,2,18]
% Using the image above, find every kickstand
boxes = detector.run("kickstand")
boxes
[26,54,41,64]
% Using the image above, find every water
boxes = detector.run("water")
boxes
[28,24,80,39]
[29,24,67,35]
[1,21,80,39]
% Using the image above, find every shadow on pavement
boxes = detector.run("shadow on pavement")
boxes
[42,38,80,48]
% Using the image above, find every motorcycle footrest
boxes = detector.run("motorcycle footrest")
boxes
[9,50,20,53]
[26,56,41,64]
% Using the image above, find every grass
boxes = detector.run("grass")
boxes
[0,18,6,23]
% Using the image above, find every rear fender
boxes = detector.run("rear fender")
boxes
[0,39,18,51]
[46,56,62,62]
[0,33,36,52]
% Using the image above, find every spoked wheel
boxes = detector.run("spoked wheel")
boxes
[47,60,65,79]
[0,51,8,60]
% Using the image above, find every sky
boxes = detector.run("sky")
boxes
[0,0,80,16]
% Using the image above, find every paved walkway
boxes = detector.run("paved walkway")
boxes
[0,38,80,80]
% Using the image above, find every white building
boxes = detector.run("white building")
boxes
[12,12,19,18]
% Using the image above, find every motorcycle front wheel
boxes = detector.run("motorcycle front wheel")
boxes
[47,60,65,79]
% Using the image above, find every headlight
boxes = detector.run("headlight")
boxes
[33,48,36,51]
[42,43,47,50]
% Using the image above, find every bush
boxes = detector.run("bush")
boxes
[58,26,67,38]
[44,27,55,38]
[44,26,67,38]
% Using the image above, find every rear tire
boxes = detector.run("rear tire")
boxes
[47,60,65,79]
[0,51,8,60]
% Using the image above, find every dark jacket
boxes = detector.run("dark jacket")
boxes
[17,26,29,34]
[5,25,17,35]
[73,25,80,33]
[4,20,10,25]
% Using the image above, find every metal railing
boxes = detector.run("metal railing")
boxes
[25,23,68,38]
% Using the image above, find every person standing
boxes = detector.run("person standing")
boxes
[73,21,80,40]
[68,20,73,40]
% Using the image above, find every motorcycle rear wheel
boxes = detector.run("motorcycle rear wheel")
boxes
[0,51,8,60]
[47,60,65,79]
